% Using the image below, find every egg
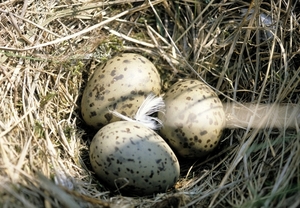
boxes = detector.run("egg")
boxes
[89,121,180,196]
[158,79,226,158]
[81,53,161,128]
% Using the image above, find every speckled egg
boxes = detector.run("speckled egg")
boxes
[158,79,226,158]
[81,53,161,128]
[89,121,180,196]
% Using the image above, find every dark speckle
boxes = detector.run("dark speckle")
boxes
[90,111,97,117]
[200,130,208,136]
[110,70,116,76]
[120,96,128,101]
[149,170,154,178]
[125,128,131,133]
[131,90,137,95]
[156,159,162,164]
[138,57,146,64]
[108,97,115,102]
[114,74,124,81]
[104,113,113,122]
[101,62,107,69]
[138,90,145,96]
[125,103,133,108]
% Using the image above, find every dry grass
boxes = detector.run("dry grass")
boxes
[0,0,299,207]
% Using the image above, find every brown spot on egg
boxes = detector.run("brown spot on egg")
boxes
[138,90,145,95]
[101,62,107,69]
[114,74,124,81]
[110,70,116,76]
[125,128,131,133]
[90,111,97,117]
[95,94,104,101]
[190,142,195,146]
[138,58,146,64]
[104,113,113,122]
[131,90,137,95]
[108,97,115,102]
[125,103,133,108]
[200,130,208,136]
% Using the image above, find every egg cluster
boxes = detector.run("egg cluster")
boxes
[81,53,226,196]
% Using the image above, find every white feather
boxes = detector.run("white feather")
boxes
[134,93,165,130]
[108,93,165,130]
[109,109,135,122]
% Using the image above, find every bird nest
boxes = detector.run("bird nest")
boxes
[0,0,299,207]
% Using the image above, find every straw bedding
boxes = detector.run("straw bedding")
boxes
[0,0,299,207]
